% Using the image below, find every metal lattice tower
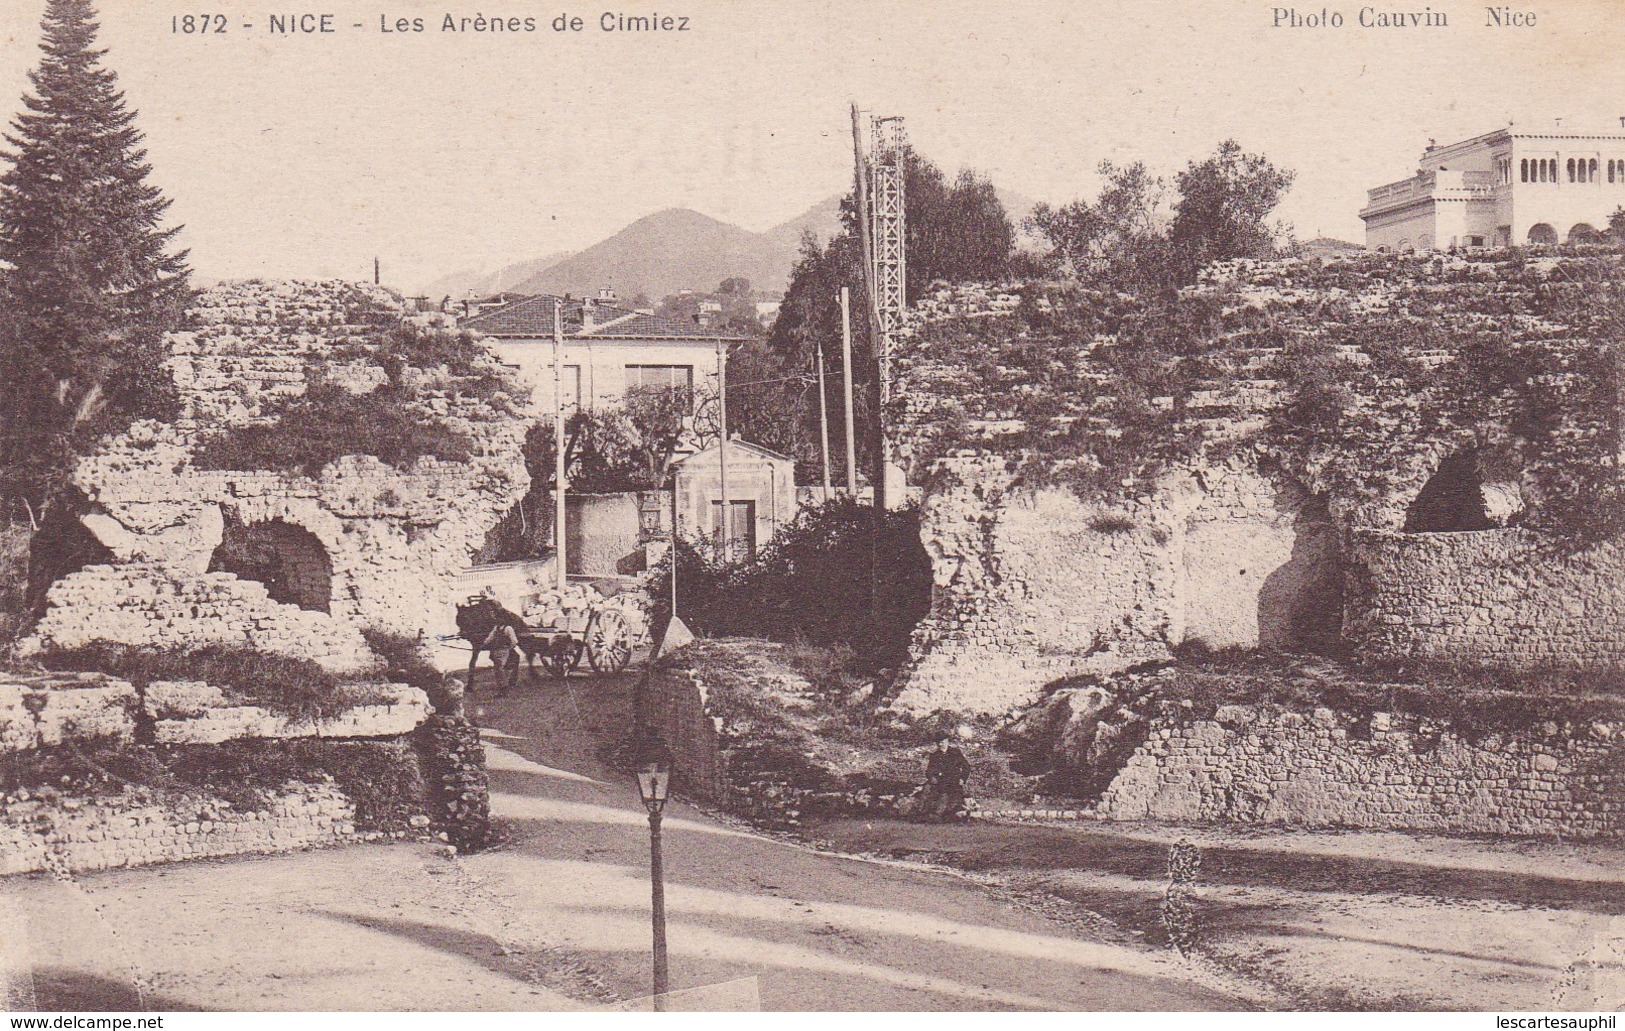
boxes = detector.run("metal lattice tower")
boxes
[867,115,907,405]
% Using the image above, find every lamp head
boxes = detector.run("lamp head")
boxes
[634,734,674,814]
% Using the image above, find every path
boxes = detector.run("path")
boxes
[1,668,1248,1011]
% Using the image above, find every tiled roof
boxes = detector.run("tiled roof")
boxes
[461,294,746,341]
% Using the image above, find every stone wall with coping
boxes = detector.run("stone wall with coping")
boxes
[0,671,429,753]
[0,783,364,877]
[1097,704,1623,840]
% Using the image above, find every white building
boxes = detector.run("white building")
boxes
[460,289,748,413]
[1360,120,1625,251]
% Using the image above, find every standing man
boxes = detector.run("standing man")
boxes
[918,733,972,822]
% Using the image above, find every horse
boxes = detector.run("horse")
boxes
[454,597,534,695]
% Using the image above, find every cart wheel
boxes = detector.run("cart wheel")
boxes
[587,610,633,673]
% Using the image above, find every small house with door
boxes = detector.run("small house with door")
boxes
[673,439,797,562]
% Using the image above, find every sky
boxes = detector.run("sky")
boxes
[0,0,1622,292]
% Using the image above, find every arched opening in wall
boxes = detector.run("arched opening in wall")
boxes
[1180,477,1344,656]
[23,493,113,612]
[208,514,333,612]
[1403,452,1494,533]
[1568,222,1601,243]
[1527,223,1558,245]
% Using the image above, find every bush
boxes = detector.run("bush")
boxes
[647,497,933,672]
[363,629,455,712]
[0,525,30,654]
[40,641,391,722]
[192,382,474,477]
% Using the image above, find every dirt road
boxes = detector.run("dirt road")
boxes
[808,816,1625,1010]
[2,671,1249,1011]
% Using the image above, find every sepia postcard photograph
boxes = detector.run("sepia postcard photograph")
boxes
[0,0,1621,1018]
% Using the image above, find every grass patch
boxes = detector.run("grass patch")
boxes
[192,382,473,477]
[1087,646,1625,738]
[39,641,394,723]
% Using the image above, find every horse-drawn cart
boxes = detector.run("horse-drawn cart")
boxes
[452,590,640,688]
[517,606,635,677]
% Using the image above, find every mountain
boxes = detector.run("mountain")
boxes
[422,187,1048,301]
[762,194,844,253]
[508,208,792,301]
[421,251,574,300]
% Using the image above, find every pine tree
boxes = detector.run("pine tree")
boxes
[0,0,190,517]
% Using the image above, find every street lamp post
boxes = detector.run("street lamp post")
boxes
[635,745,672,1009]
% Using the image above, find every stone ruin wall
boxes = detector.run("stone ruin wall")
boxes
[893,452,1341,713]
[1097,703,1622,840]
[1348,529,1625,669]
[21,280,532,673]
[891,271,1625,715]
[0,669,433,876]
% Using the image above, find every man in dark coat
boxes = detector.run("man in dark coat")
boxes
[918,733,972,822]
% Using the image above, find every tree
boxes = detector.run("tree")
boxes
[0,0,190,517]
[522,384,720,495]
[905,158,1014,300]
[742,148,1016,480]
[1031,141,1293,289]
[1168,139,1295,274]
[1029,160,1170,284]
[1608,206,1625,244]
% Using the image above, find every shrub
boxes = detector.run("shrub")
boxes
[647,497,933,672]
[362,629,455,712]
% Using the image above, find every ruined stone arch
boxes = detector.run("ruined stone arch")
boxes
[1403,451,1493,533]
[1527,223,1559,245]
[1176,469,1344,655]
[207,512,334,612]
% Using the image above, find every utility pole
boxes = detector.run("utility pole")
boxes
[552,300,568,591]
[816,340,833,501]
[839,286,857,495]
[850,103,878,508]
[373,256,380,286]
[716,340,728,560]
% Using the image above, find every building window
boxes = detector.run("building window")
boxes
[1567,158,1576,183]
[625,364,695,402]
[1590,158,1599,182]
[547,364,582,411]
[1520,158,1529,183]
[1467,235,1485,247]
[1611,160,1619,183]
